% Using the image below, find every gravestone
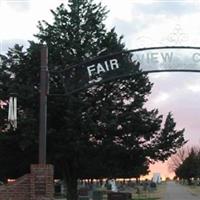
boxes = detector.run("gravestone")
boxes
[107,192,132,200]
[93,190,109,200]
[78,187,90,200]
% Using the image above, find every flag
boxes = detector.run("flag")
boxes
[8,97,17,130]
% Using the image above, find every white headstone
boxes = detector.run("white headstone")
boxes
[152,173,161,183]
[109,179,118,192]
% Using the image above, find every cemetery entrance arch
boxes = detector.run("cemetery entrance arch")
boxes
[64,46,200,95]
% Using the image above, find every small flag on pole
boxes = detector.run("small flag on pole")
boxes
[8,96,17,130]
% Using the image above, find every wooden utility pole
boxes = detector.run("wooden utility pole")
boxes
[39,45,48,164]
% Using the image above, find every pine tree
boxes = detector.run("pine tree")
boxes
[175,147,200,183]
[35,1,158,198]
[151,113,186,161]
[0,44,39,181]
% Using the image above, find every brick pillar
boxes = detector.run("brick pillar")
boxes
[30,164,54,200]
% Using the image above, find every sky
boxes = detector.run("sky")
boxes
[1,0,200,179]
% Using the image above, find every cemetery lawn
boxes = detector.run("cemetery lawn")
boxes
[185,185,200,196]
[132,182,167,200]
[133,198,160,200]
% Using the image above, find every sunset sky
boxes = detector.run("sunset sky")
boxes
[1,0,200,179]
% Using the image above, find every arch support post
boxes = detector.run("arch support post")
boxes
[39,45,48,164]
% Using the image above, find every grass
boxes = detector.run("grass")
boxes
[133,198,160,200]
[184,184,200,197]
[131,182,167,200]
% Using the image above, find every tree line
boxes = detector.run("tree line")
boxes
[173,147,200,184]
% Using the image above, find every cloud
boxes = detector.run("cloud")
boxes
[187,84,200,92]
[135,1,200,16]
[5,0,31,12]
[152,92,170,104]
[99,0,200,49]
[100,0,134,22]
[0,0,67,41]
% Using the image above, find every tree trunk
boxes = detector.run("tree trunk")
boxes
[61,159,79,200]
[65,174,78,200]
[187,178,192,185]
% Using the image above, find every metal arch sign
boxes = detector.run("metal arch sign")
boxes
[130,46,200,73]
[64,46,200,94]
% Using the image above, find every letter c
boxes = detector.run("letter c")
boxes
[192,53,200,62]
